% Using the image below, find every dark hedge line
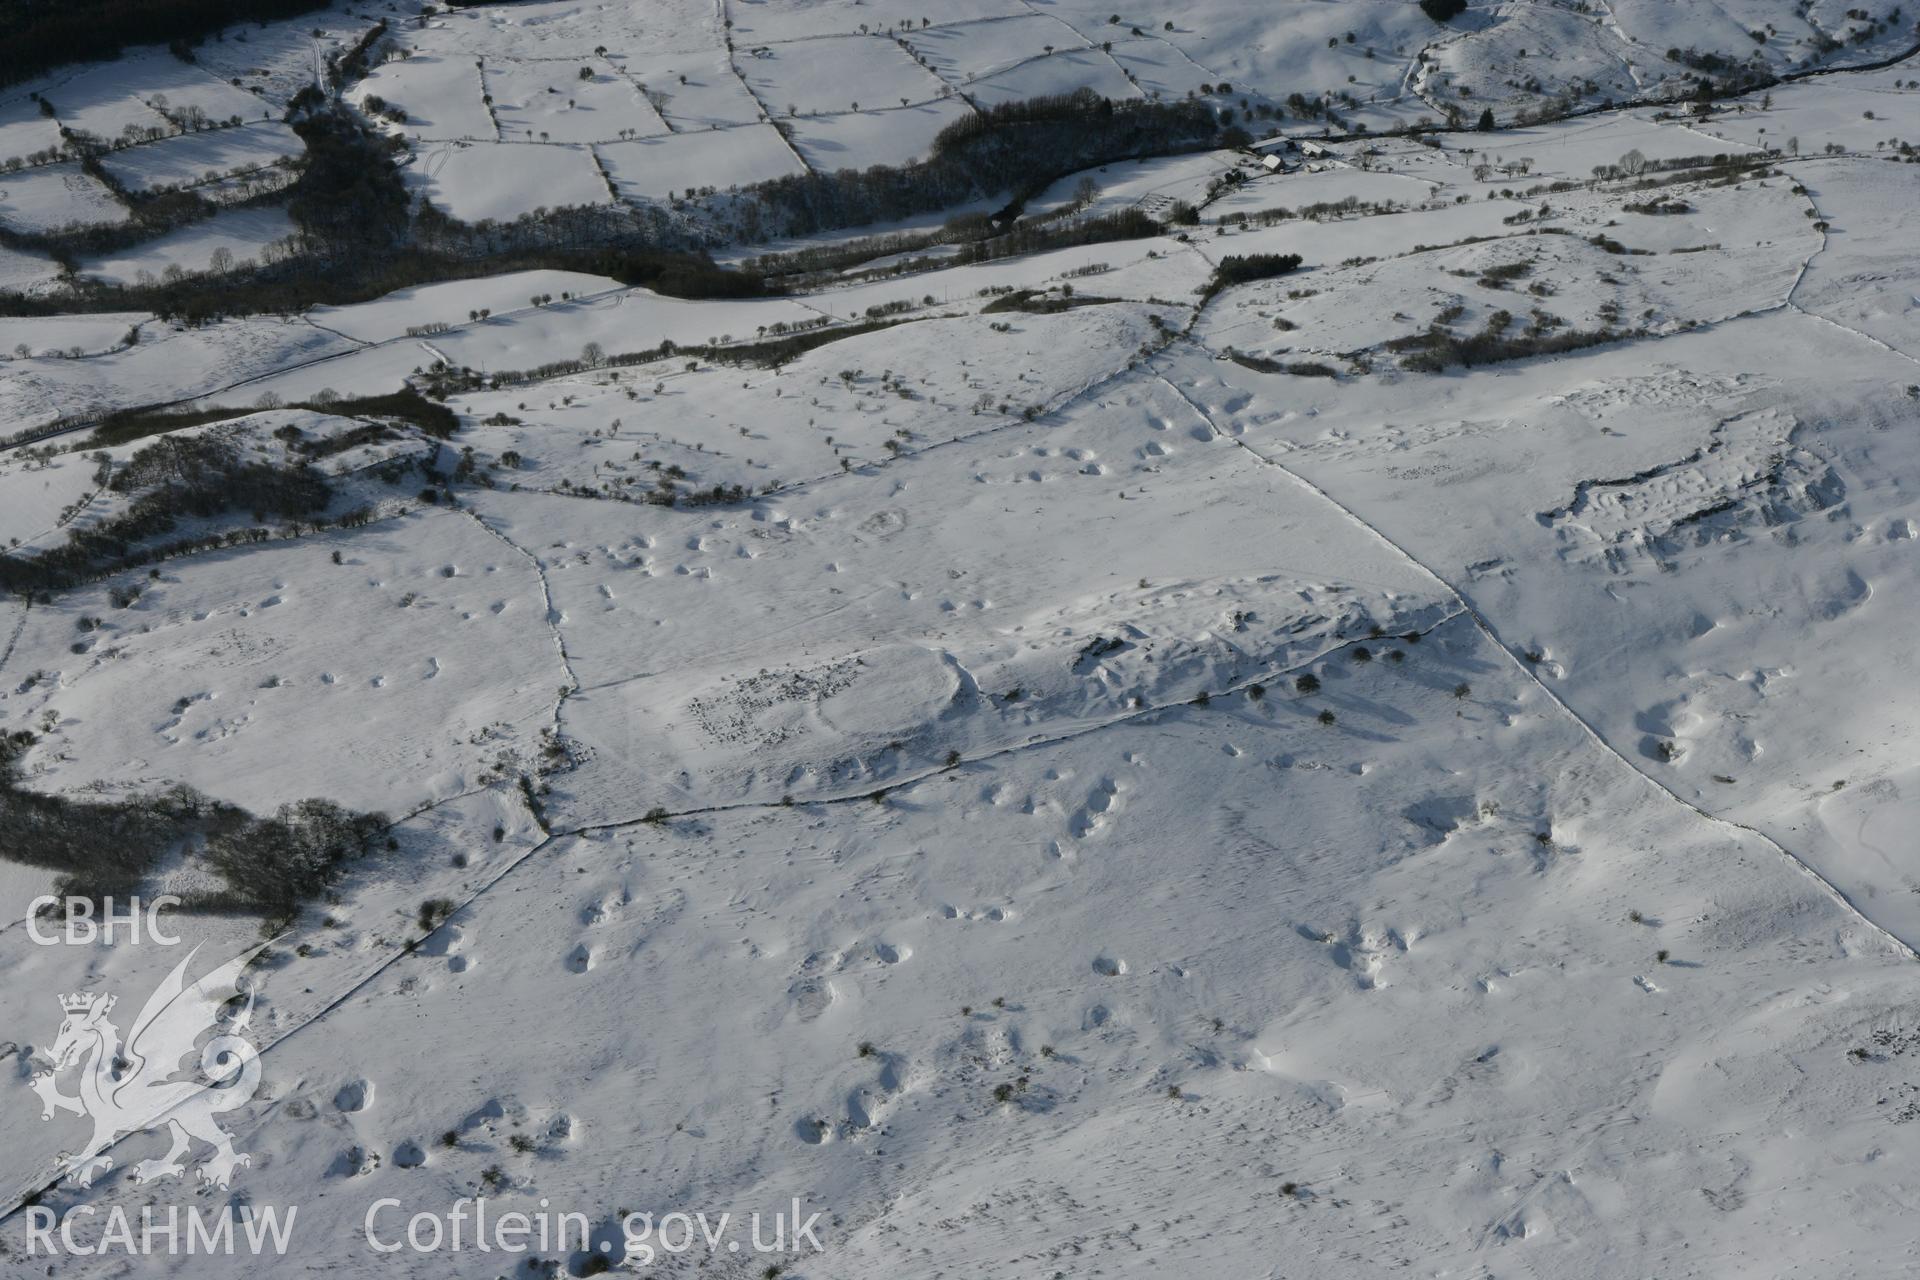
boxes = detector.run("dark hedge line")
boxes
[1204,252,1304,298]
[0,433,333,595]
[0,92,1232,324]
[0,730,387,918]
[86,387,455,449]
[749,89,1230,236]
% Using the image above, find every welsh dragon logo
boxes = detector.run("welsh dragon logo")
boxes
[28,942,265,1190]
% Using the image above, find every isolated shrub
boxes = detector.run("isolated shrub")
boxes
[417,898,457,931]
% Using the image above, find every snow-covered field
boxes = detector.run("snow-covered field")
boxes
[96,122,300,194]
[0,162,129,233]
[79,206,297,286]
[406,138,613,222]
[782,98,971,171]
[3,0,1920,1276]
[0,313,146,360]
[0,243,64,295]
[596,124,806,200]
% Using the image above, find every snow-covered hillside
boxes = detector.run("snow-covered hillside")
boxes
[3,1,1920,1277]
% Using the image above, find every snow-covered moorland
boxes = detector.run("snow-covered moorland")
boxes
[2,0,1920,1276]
